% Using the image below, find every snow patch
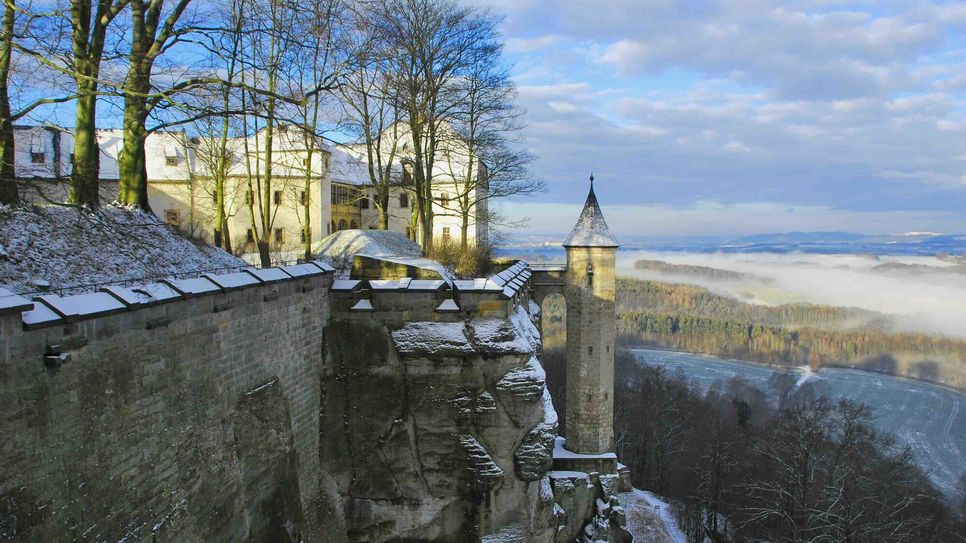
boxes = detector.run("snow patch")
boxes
[391,322,474,356]
[0,205,245,295]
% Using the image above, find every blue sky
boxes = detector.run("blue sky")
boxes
[475,0,966,237]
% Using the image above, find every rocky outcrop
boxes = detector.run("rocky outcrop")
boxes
[549,471,632,543]
[321,312,562,542]
[515,390,559,481]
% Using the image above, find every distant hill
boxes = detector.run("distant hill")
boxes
[719,231,966,255]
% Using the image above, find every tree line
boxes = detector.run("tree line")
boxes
[616,278,966,388]
[0,0,541,265]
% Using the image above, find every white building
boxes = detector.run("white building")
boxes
[14,124,489,258]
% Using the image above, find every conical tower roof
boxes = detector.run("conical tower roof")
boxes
[563,178,619,248]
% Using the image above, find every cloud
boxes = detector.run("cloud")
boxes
[474,0,966,234]
[505,34,565,53]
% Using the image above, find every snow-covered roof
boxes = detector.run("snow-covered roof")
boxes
[328,145,371,186]
[563,182,619,248]
[314,229,422,260]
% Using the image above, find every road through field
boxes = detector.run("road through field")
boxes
[632,348,966,499]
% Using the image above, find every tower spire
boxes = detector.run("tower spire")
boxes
[563,176,618,248]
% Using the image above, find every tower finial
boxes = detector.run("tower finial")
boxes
[590,172,594,187]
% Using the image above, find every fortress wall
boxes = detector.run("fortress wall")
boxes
[0,269,334,542]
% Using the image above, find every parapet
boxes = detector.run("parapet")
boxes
[3,260,336,330]
[330,260,535,321]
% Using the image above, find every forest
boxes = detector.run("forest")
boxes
[615,277,966,389]
[544,348,966,542]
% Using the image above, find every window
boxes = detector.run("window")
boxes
[212,192,218,204]
[360,197,369,209]
[350,220,357,229]
[273,191,283,205]
[330,220,336,234]
[274,228,284,244]
[338,219,347,230]
[163,209,180,225]
[164,146,178,166]
[331,184,362,206]
[399,193,409,208]
[442,227,451,241]
[300,191,307,206]
[30,138,44,164]
[588,346,593,355]
[246,191,254,205]
[246,229,255,243]
[300,228,308,243]
[437,192,450,206]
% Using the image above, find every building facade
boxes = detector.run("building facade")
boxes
[13,124,489,259]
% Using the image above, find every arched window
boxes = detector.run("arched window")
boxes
[350,220,358,229]
[338,219,347,230]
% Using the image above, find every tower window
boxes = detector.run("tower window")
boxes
[360,197,370,209]
[30,152,45,164]
[588,346,593,355]
[246,229,255,243]
[399,193,409,208]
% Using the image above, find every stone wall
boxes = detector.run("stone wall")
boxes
[0,267,336,542]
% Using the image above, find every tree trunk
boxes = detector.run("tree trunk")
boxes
[257,96,275,268]
[303,162,312,261]
[70,89,101,207]
[0,0,16,204]
[117,83,151,210]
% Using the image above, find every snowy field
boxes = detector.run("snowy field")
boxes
[634,348,966,500]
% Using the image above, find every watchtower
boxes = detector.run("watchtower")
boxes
[562,177,619,454]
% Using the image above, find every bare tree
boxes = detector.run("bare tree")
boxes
[68,0,129,207]
[115,0,198,210]
[436,36,541,248]
[371,0,498,250]
[339,7,404,231]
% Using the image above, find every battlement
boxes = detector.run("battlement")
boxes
[330,260,535,321]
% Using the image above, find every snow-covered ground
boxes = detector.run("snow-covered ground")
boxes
[0,204,245,296]
[620,488,688,543]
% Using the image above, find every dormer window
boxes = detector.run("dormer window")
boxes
[164,146,179,166]
[30,138,45,164]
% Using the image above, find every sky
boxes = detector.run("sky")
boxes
[472,0,966,238]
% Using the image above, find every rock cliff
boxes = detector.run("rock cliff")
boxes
[320,304,562,542]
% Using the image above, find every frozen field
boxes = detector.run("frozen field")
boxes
[633,348,966,500]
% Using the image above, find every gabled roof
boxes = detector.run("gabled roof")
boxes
[563,181,619,248]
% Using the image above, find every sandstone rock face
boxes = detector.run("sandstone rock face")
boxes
[550,472,596,543]
[514,390,559,481]
[321,313,561,543]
